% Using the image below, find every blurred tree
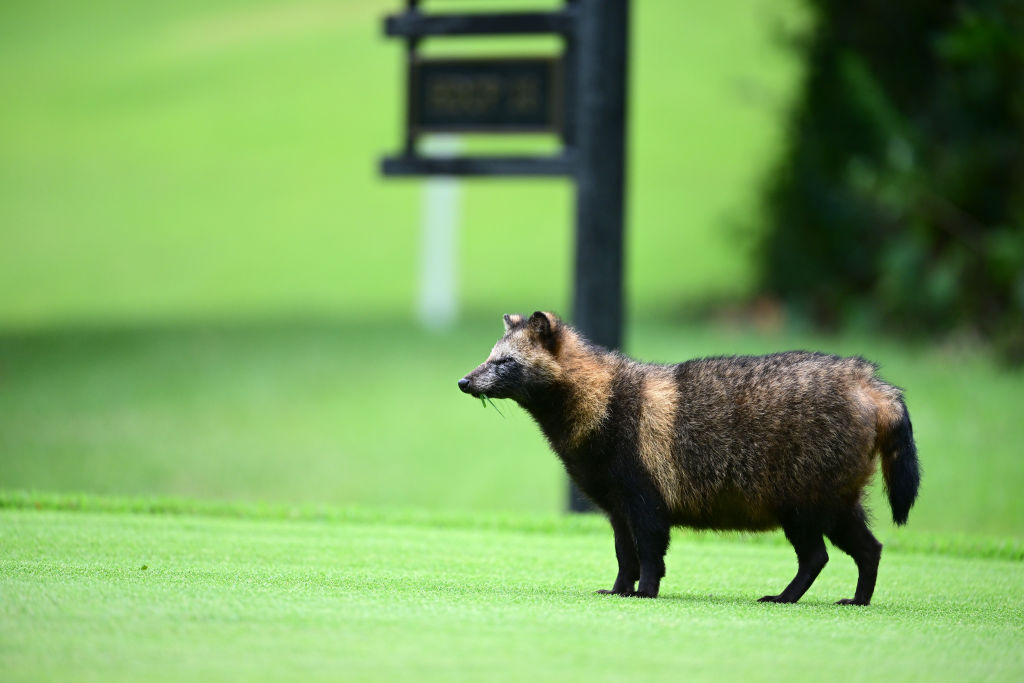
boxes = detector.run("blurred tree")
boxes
[760,0,1024,360]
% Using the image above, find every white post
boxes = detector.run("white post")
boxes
[417,135,462,330]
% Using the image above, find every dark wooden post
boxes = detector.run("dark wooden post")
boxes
[568,0,630,512]
[378,0,630,513]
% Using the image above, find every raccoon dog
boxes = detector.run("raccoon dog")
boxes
[458,312,920,605]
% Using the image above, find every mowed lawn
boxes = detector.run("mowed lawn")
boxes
[2,498,1022,682]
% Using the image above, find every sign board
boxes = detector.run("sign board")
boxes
[409,57,563,134]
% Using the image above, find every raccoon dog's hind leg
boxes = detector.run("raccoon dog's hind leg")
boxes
[825,503,883,605]
[759,512,829,604]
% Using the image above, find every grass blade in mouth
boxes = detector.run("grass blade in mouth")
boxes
[480,394,505,418]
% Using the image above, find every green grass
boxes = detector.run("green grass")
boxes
[2,497,1022,682]
[2,318,1022,537]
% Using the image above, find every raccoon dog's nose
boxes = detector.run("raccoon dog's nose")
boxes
[458,377,471,393]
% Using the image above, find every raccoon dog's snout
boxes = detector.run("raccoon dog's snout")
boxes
[457,377,471,393]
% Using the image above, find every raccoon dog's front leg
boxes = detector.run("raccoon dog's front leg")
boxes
[596,515,640,595]
[624,501,671,598]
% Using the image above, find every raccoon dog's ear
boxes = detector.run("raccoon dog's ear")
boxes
[529,311,558,350]
[502,314,523,332]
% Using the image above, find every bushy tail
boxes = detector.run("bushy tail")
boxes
[879,398,920,526]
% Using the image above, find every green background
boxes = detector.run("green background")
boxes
[2,2,1022,680]
[2,0,1020,537]
[0,0,801,326]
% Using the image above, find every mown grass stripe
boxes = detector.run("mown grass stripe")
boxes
[2,489,1020,561]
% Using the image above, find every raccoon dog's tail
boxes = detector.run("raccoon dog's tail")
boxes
[879,397,920,526]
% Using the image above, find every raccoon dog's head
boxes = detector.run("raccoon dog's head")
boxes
[458,311,562,403]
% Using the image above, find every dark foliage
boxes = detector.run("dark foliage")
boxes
[761,0,1024,360]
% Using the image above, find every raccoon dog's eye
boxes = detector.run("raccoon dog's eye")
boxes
[492,357,512,366]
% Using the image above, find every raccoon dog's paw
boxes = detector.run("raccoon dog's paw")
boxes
[595,588,636,597]
[835,597,870,606]
[757,594,798,604]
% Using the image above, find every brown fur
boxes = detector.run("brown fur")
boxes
[552,324,617,448]
[636,366,682,510]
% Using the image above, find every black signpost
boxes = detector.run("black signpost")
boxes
[382,0,630,512]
